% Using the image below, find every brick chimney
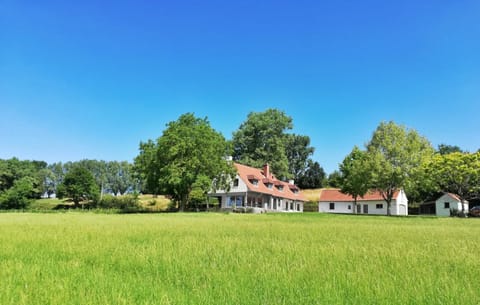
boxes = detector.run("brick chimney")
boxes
[263,163,270,179]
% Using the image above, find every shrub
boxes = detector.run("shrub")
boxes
[96,194,141,211]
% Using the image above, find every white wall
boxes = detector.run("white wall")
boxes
[213,175,248,194]
[435,194,468,217]
[318,190,409,216]
[392,190,409,216]
[319,201,353,214]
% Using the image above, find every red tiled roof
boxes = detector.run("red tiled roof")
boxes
[319,189,399,202]
[234,163,305,201]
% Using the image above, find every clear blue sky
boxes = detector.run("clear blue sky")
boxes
[1,0,479,174]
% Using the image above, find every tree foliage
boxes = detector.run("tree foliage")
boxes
[437,144,464,155]
[0,158,46,209]
[425,152,480,211]
[0,176,38,209]
[366,121,434,215]
[286,134,315,182]
[232,108,318,182]
[297,160,325,189]
[135,113,236,211]
[57,167,100,206]
[339,146,371,213]
[232,109,293,179]
[327,170,342,188]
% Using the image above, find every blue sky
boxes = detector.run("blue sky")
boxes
[1,0,479,173]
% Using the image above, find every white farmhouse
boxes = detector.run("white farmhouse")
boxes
[318,189,408,216]
[209,163,306,212]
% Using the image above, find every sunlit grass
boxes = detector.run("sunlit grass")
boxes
[0,213,479,304]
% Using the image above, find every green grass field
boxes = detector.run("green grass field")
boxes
[1,213,479,305]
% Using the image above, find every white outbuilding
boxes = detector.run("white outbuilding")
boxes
[435,193,469,217]
[318,189,408,216]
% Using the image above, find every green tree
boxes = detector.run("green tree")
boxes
[57,167,100,207]
[437,144,464,155]
[135,113,236,211]
[232,109,293,179]
[366,121,434,215]
[286,134,315,182]
[0,158,45,199]
[339,146,371,214]
[297,160,326,189]
[0,176,37,209]
[134,139,162,195]
[106,161,133,195]
[327,170,342,188]
[425,152,480,214]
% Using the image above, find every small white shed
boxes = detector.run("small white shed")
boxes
[435,193,469,217]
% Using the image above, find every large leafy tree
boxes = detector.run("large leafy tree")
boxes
[297,160,326,189]
[285,134,315,182]
[135,113,236,211]
[425,152,480,213]
[57,167,100,207]
[366,121,434,215]
[134,140,162,195]
[232,109,293,179]
[0,158,48,209]
[339,146,371,213]
[0,176,38,209]
[106,161,133,195]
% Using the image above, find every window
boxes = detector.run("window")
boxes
[444,202,450,209]
[266,183,273,189]
[233,178,239,187]
[376,204,383,209]
[252,179,258,186]
[348,205,351,210]
[329,202,335,210]
[227,196,244,207]
[276,185,284,191]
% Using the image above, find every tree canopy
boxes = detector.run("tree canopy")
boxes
[57,166,100,206]
[366,121,434,214]
[425,152,480,211]
[232,108,293,179]
[135,113,236,211]
[339,146,371,213]
[232,108,321,183]
[297,160,325,189]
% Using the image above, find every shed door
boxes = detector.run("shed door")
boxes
[363,204,368,214]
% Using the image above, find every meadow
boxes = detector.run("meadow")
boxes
[0,212,479,305]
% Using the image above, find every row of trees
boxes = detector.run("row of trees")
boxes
[0,159,136,209]
[337,122,480,215]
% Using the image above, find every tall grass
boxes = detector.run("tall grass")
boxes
[0,213,479,304]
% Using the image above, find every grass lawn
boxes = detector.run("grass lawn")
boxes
[0,213,479,305]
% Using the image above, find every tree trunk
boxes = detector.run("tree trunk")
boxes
[387,199,391,216]
[353,195,357,214]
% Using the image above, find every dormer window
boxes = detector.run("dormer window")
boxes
[247,174,260,187]
[263,178,274,189]
[274,181,284,191]
[289,184,299,194]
